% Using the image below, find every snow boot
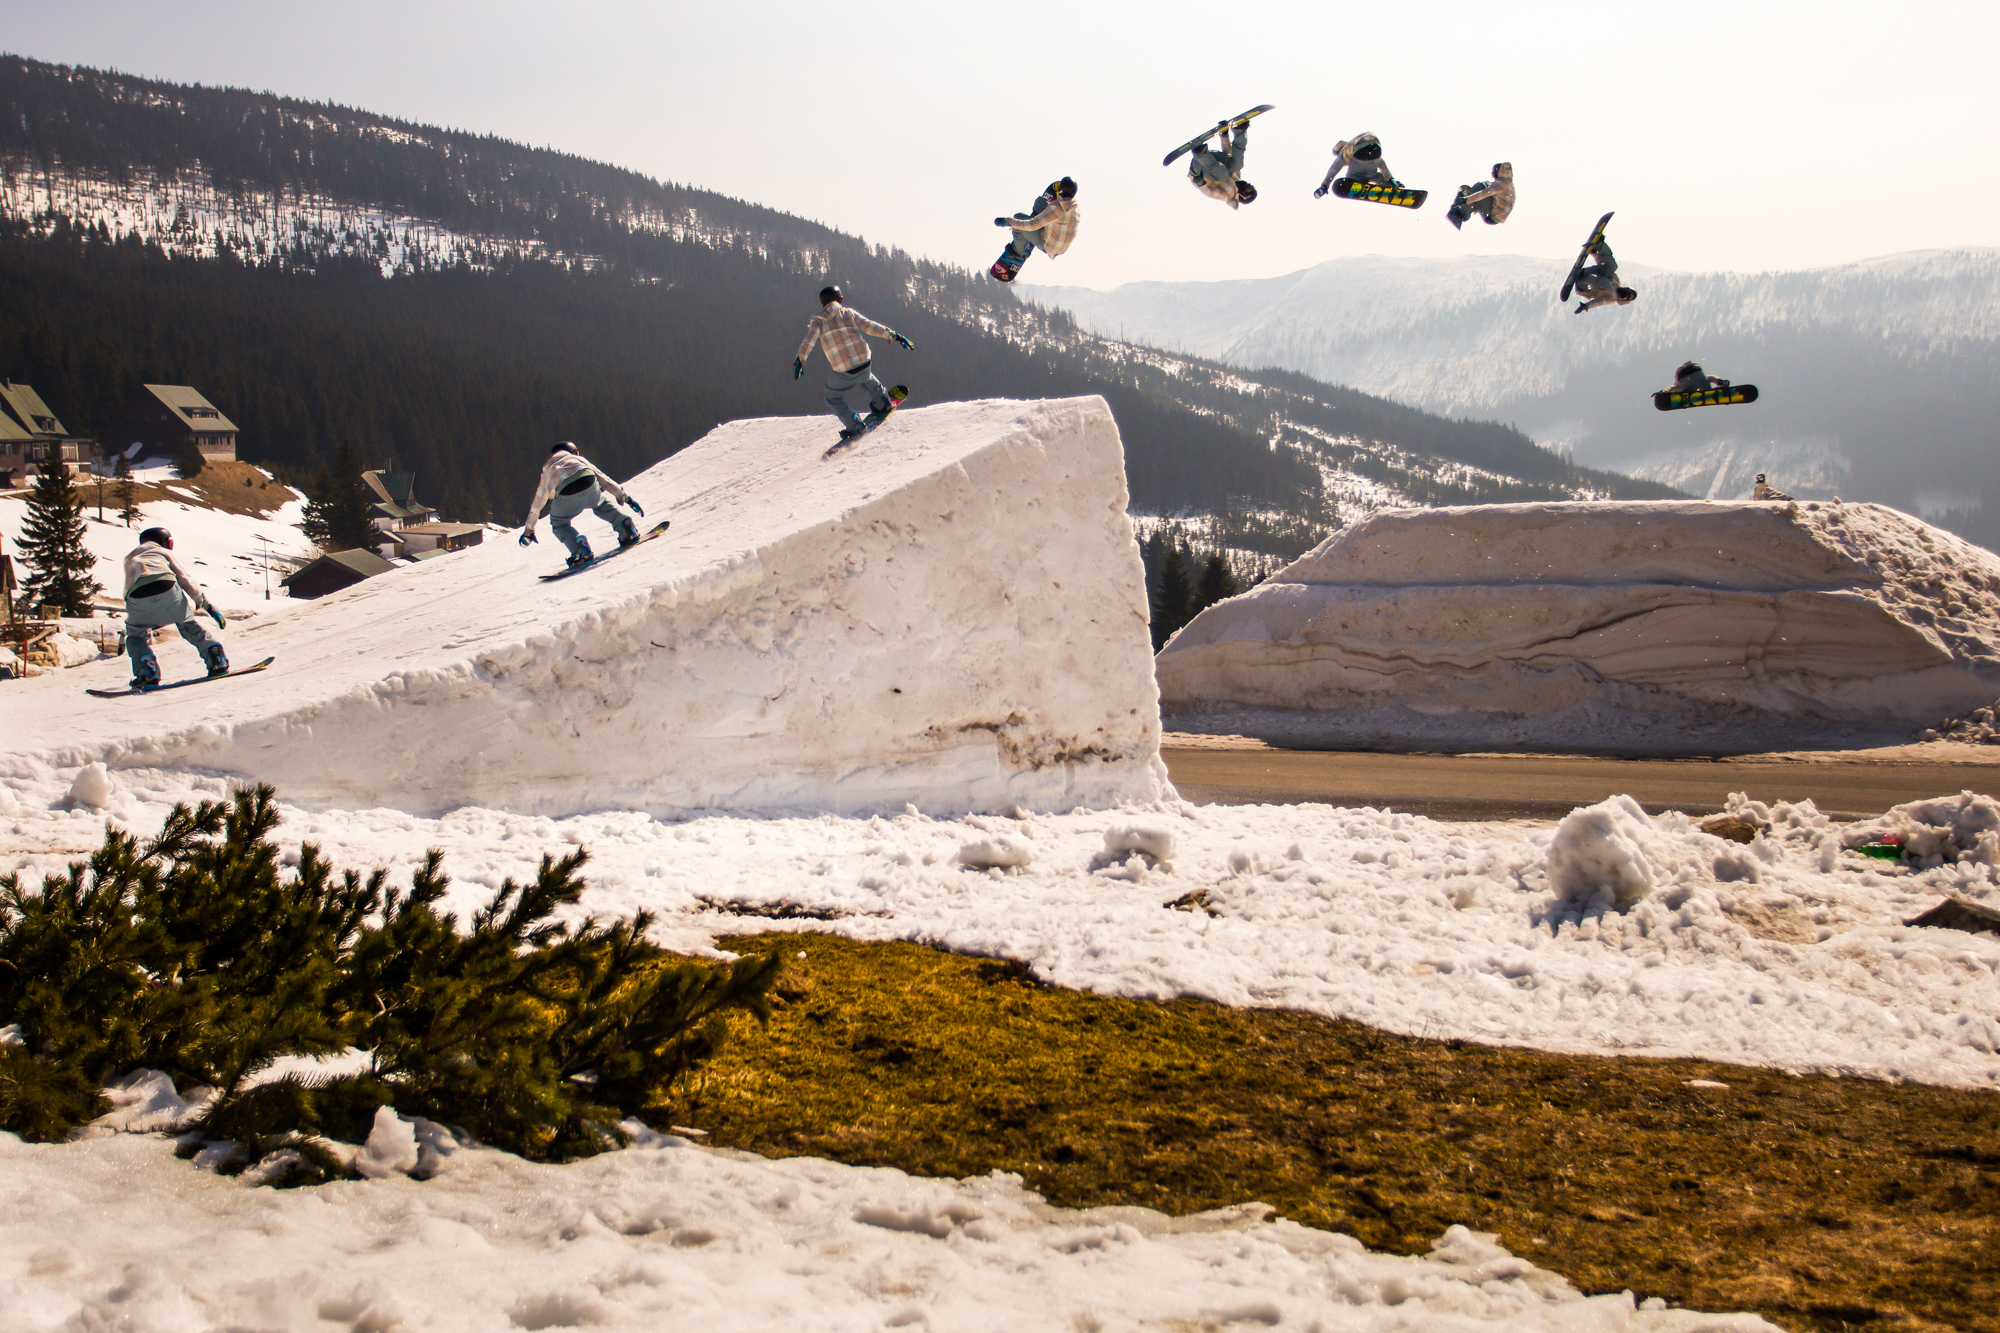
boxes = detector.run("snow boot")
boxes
[130,656,162,691]
[204,644,230,678]
[565,550,594,570]
[616,516,642,548]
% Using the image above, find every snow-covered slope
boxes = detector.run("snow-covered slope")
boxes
[1028,251,2000,545]
[0,398,1170,817]
[1158,499,2000,753]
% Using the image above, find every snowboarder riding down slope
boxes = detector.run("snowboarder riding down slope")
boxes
[1572,238,1637,313]
[1670,360,1730,394]
[1753,473,1793,502]
[794,286,915,441]
[990,176,1079,283]
[1189,121,1256,209]
[1315,133,1395,198]
[519,442,643,569]
[122,527,227,689]
[1447,162,1514,229]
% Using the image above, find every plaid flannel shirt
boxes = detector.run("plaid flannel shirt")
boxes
[1464,177,1516,223]
[524,450,626,528]
[796,302,897,374]
[1006,193,1080,256]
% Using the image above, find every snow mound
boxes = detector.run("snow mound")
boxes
[1159,500,2000,753]
[2,398,1168,817]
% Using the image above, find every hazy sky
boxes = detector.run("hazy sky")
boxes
[7,0,1997,289]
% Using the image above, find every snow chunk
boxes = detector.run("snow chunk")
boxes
[1846,791,2000,867]
[92,1068,206,1133]
[958,836,1035,870]
[354,1105,420,1178]
[1104,824,1177,862]
[1547,796,1666,910]
[66,761,114,811]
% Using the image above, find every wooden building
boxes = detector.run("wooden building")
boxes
[0,382,95,479]
[101,384,240,463]
[280,549,396,599]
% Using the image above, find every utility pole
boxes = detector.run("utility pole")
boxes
[259,535,271,600]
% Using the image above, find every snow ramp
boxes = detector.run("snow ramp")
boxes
[5,398,1171,816]
[1158,500,2000,754]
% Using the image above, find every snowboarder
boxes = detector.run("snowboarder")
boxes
[518,442,644,569]
[1753,474,1793,501]
[1188,120,1257,208]
[793,286,915,441]
[1446,162,1514,229]
[1315,133,1394,197]
[1572,237,1637,313]
[990,177,1080,283]
[1670,360,1730,394]
[121,526,227,689]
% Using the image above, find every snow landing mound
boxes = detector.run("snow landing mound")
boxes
[1159,500,2000,753]
[4,397,1169,816]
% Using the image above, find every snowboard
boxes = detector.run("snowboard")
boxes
[538,520,671,582]
[1331,178,1426,209]
[990,246,1027,283]
[1162,105,1274,167]
[824,386,909,458]
[87,656,275,698]
[1654,384,1759,411]
[1559,212,1615,303]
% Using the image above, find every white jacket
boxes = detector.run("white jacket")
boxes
[524,451,628,529]
[123,541,209,609]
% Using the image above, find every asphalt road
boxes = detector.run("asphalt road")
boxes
[1162,747,2000,822]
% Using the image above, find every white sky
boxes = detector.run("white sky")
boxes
[6,0,1998,289]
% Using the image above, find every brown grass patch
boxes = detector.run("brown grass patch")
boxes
[685,933,1999,1333]
[78,459,299,521]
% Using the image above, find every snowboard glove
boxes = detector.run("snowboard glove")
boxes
[893,333,914,351]
[208,607,226,631]
[793,357,805,380]
[994,217,1010,227]
[519,529,537,546]
[625,496,644,516]
[1313,185,1328,198]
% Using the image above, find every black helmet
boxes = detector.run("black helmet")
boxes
[819,285,843,306]
[1676,360,1702,378]
[1493,161,1512,179]
[551,441,577,455]
[1354,141,1383,161]
[1055,176,1077,199]
[1236,181,1258,204]
[1616,287,1638,303]
[1756,473,1768,483]
[140,526,172,548]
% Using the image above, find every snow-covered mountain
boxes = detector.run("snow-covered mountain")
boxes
[1027,250,2000,549]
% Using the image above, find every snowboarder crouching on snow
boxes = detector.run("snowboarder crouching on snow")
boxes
[1753,473,1793,501]
[1315,133,1394,197]
[122,526,227,688]
[1447,162,1514,228]
[1190,121,1257,208]
[991,177,1080,281]
[793,286,915,441]
[1671,360,1730,394]
[519,442,643,569]
[1573,239,1637,313]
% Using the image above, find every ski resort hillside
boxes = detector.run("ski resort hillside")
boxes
[1029,249,2000,552]
[0,398,1170,816]
[1158,499,2000,753]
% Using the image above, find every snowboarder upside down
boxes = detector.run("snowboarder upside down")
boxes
[1573,238,1637,313]
[1189,121,1256,208]
[991,176,1079,282]
[793,286,915,440]
[1447,162,1514,228]
[122,526,227,689]
[519,441,644,569]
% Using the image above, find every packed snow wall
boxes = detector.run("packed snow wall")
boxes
[4,398,1171,815]
[1158,500,2000,754]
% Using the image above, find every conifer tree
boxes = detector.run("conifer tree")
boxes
[1194,552,1240,614]
[1152,543,1195,651]
[173,438,205,478]
[114,453,139,527]
[301,444,378,552]
[18,453,101,615]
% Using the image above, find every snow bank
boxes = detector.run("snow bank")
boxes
[0,1127,1779,1332]
[1160,500,2000,753]
[0,399,1169,818]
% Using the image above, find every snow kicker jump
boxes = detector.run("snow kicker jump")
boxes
[8,399,1171,819]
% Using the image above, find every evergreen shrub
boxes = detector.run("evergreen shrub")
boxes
[0,784,781,1182]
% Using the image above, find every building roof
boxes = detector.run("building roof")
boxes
[362,470,418,508]
[0,408,30,443]
[0,382,67,438]
[398,522,484,536]
[140,384,239,434]
[280,548,396,585]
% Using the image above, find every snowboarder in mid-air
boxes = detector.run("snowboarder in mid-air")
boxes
[1652,359,1759,411]
[121,526,227,689]
[1188,120,1257,208]
[519,441,643,569]
[1315,132,1425,208]
[990,176,1079,283]
[1671,360,1729,394]
[794,286,914,442]
[1447,162,1514,229]
[1571,235,1637,313]
[1753,474,1794,501]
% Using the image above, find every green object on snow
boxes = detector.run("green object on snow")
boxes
[1855,841,1904,861]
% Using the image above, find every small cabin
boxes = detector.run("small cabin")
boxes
[102,384,240,464]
